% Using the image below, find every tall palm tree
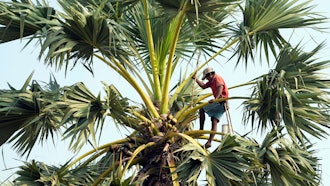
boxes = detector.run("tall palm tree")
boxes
[1,0,330,185]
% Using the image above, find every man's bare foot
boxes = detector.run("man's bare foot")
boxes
[204,141,211,148]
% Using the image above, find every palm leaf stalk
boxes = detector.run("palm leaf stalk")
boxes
[160,1,188,114]
[141,0,162,102]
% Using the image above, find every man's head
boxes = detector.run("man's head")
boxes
[202,67,215,80]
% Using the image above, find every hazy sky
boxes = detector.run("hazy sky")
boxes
[1,0,330,185]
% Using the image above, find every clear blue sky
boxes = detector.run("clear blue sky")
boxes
[1,0,330,185]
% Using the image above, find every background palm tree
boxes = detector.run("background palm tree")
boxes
[1,0,330,185]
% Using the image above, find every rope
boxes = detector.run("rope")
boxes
[224,102,234,135]
[191,51,201,107]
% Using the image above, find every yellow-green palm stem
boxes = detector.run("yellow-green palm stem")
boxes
[117,51,153,96]
[95,54,159,118]
[121,141,156,178]
[77,148,108,170]
[177,114,198,131]
[167,157,179,186]
[109,56,159,118]
[196,37,241,74]
[91,157,141,186]
[176,133,208,156]
[185,130,227,138]
[176,98,223,127]
[92,162,117,186]
[229,81,257,89]
[160,3,188,114]
[175,93,212,122]
[130,47,154,96]
[142,0,162,101]
[64,138,129,172]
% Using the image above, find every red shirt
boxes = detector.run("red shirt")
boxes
[203,74,228,98]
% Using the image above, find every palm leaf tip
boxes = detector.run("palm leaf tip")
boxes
[0,0,56,43]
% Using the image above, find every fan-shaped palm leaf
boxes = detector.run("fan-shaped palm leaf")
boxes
[243,44,330,143]
[14,159,96,185]
[39,0,132,73]
[0,74,63,156]
[60,82,133,152]
[176,135,256,185]
[206,135,256,185]
[231,0,326,65]
[0,0,55,43]
[255,127,320,186]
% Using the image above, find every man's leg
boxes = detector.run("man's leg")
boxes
[199,108,206,130]
[205,117,219,148]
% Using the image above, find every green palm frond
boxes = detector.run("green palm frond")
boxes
[0,75,63,156]
[1,0,330,185]
[102,82,135,128]
[206,135,256,186]
[243,44,330,142]
[39,0,132,73]
[0,0,55,43]
[176,135,256,185]
[61,82,134,151]
[175,143,205,185]
[256,127,320,186]
[232,0,326,65]
[61,82,106,151]
[0,72,34,146]
[14,160,44,185]
[14,160,96,185]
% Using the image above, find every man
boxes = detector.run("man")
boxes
[192,67,229,148]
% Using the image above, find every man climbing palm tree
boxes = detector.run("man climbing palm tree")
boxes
[193,67,229,148]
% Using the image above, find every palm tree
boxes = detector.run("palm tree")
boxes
[1,0,330,185]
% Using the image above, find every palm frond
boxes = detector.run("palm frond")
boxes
[255,127,320,186]
[0,75,63,156]
[14,159,96,185]
[0,0,55,43]
[61,82,135,152]
[243,44,330,143]
[231,0,326,65]
[176,135,256,185]
[175,143,205,185]
[206,135,256,186]
[39,0,132,74]
[61,82,106,151]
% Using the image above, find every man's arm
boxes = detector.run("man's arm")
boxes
[192,73,207,89]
